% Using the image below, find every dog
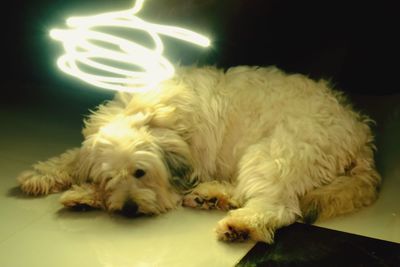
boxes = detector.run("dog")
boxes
[17,66,381,243]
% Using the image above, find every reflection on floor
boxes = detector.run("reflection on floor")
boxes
[1,93,399,267]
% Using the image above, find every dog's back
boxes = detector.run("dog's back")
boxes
[160,66,381,223]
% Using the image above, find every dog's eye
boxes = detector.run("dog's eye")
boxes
[133,169,146,179]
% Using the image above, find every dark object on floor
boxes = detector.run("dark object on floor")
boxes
[237,223,400,267]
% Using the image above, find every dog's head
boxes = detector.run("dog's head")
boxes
[75,114,194,217]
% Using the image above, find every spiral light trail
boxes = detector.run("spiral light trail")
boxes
[50,0,210,92]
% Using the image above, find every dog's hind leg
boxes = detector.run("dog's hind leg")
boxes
[17,148,81,195]
[182,181,239,211]
[300,147,381,223]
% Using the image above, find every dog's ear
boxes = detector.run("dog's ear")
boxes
[152,129,196,191]
[149,105,177,129]
[164,150,198,191]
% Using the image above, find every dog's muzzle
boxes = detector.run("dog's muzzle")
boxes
[120,199,139,218]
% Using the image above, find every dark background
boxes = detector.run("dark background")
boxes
[3,0,399,111]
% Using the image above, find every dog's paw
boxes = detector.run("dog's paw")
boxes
[215,217,250,242]
[17,170,68,195]
[182,181,237,211]
[60,184,103,210]
[299,195,321,224]
[183,193,237,210]
[215,210,275,243]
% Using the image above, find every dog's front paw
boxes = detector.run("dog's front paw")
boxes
[215,209,275,243]
[182,181,238,211]
[215,217,250,242]
[60,184,103,210]
[183,193,237,210]
[17,170,71,196]
[18,170,56,195]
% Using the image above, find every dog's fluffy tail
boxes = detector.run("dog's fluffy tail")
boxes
[300,151,381,224]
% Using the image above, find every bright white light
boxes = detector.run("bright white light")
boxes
[50,0,210,92]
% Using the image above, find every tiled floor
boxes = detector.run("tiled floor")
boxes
[0,94,399,267]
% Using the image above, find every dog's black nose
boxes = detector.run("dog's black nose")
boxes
[120,200,139,218]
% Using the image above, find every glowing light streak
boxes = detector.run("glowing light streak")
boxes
[50,0,210,92]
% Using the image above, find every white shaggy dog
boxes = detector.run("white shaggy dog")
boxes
[17,66,381,243]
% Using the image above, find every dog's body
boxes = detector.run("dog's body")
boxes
[17,66,381,243]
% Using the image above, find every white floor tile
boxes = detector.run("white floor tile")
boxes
[0,206,253,267]
[0,159,60,243]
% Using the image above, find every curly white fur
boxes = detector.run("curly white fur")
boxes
[17,66,381,243]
